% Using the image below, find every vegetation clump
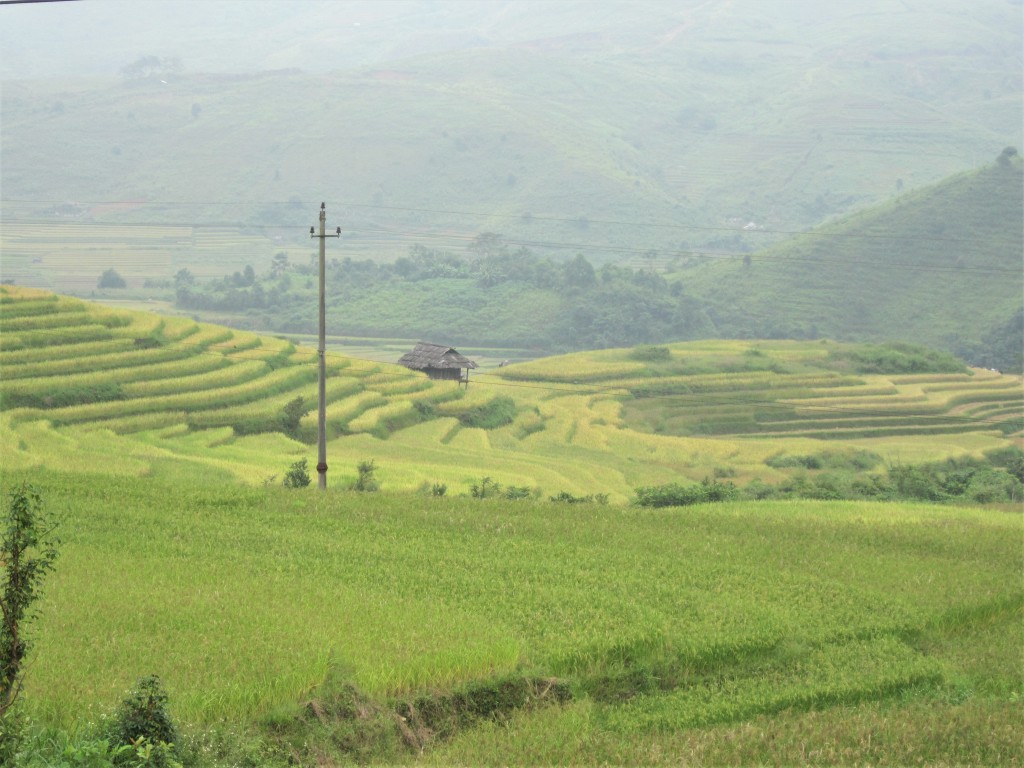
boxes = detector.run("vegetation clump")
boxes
[629,344,671,362]
[549,490,610,504]
[470,477,501,499]
[766,449,882,471]
[636,449,1024,507]
[283,458,311,488]
[352,460,379,492]
[634,478,738,507]
[108,675,180,766]
[97,268,127,290]
[458,396,517,430]
[825,342,967,374]
[395,675,572,747]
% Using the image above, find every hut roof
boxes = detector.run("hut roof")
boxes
[398,341,477,371]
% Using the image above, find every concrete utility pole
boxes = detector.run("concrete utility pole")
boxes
[310,203,340,490]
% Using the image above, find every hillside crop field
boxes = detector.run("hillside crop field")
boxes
[2,286,1021,500]
[2,471,1021,765]
[0,286,1022,764]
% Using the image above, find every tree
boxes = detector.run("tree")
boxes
[173,268,195,287]
[469,232,504,258]
[270,252,290,278]
[281,396,309,437]
[1,483,59,718]
[996,146,1018,167]
[120,55,182,81]
[98,268,127,289]
[563,254,596,289]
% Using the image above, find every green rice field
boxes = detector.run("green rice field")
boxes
[3,471,1021,765]
[0,286,1021,764]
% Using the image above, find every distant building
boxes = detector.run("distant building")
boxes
[398,341,477,384]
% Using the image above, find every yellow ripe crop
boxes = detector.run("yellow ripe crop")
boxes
[35,365,317,425]
[347,400,415,434]
[122,359,270,397]
[300,390,387,431]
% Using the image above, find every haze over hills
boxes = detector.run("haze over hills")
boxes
[1,0,1021,261]
[76,157,1013,371]
[680,157,1024,364]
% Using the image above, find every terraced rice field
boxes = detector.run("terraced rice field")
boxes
[1,287,1020,497]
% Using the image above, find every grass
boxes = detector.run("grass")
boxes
[0,292,1020,764]
[3,470,1019,766]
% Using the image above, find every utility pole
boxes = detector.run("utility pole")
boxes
[310,203,340,490]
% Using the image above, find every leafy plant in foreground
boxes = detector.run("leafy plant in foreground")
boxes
[109,675,181,767]
[0,482,58,718]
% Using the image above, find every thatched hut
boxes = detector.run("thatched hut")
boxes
[398,341,477,383]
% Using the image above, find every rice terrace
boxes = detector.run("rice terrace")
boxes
[1,0,1023,764]
[0,285,1021,765]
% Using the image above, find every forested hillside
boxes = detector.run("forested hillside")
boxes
[165,158,1023,369]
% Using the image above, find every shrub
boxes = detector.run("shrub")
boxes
[630,344,671,362]
[634,478,737,507]
[353,460,379,492]
[110,675,179,763]
[502,485,533,500]
[283,458,311,488]
[458,396,516,430]
[471,477,501,499]
[766,450,882,471]
[826,342,966,374]
[549,491,609,504]
[97,268,127,289]
[281,396,309,438]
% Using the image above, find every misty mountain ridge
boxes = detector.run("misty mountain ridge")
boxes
[1,0,1020,253]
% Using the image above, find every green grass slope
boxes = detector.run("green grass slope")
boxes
[678,159,1024,362]
[5,471,1021,765]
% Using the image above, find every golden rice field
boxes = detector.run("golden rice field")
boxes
[0,286,1021,499]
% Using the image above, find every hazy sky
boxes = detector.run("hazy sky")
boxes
[0,0,660,79]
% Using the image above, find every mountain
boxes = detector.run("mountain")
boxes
[677,157,1023,369]
[1,0,1020,263]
